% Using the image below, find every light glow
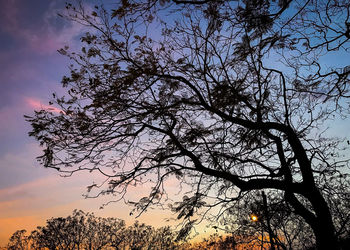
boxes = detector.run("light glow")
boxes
[251,214,258,222]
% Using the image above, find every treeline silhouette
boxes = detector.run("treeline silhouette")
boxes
[4,210,236,250]
[5,209,350,249]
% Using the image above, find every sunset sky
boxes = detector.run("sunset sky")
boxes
[0,0,174,246]
[1,0,350,247]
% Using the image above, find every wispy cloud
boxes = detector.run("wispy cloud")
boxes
[25,97,63,114]
[0,0,86,55]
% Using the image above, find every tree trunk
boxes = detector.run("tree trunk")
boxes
[309,190,340,250]
[313,223,339,250]
[286,188,340,249]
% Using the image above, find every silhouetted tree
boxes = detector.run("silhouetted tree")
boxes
[219,191,314,249]
[6,230,29,250]
[26,1,350,249]
[186,233,237,250]
[6,210,350,249]
[123,221,153,250]
[30,210,125,249]
[118,221,179,250]
[6,211,181,250]
[149,226,179,250]
[216,187,350,249]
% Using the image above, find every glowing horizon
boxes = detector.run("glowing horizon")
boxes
[1,0,350,248]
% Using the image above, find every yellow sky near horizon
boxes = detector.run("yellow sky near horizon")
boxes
[0,172,181,246]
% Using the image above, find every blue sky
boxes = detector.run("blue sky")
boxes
[0,0,349,246]
[0,0,173,245]
[0,0,76,187]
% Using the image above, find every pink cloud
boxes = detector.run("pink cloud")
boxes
[25,97,63,114]
[25,18,87,55]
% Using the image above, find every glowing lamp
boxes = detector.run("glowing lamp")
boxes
[251,214,258,222]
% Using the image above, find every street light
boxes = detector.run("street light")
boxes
[251,214,258,222]
[250,213,263,249]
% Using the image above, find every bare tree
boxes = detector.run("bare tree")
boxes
[26,1,350,249]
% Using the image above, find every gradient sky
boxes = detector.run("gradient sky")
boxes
[1,0,350,247]
[0,0,176,246]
